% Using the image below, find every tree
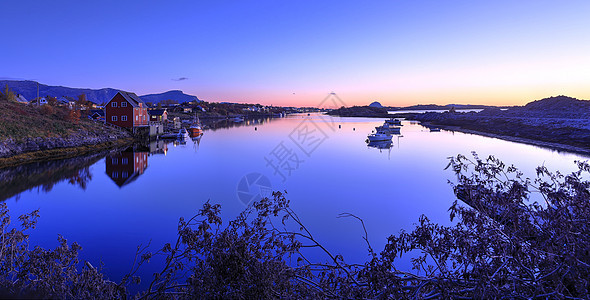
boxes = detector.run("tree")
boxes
[2,84,16,102]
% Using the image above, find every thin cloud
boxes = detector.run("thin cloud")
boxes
[172,77,189,81]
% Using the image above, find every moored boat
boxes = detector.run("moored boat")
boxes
[367,132,392,142]
[376,123,401,134]
[177,128,190,140]
[385,118,402,126]
[189,115,203,137]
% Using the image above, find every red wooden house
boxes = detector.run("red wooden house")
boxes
[105,91,148,128]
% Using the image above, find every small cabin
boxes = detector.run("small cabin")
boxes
[148,109,168,122]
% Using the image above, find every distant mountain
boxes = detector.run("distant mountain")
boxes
[0,80,201,106]
[139,90,201,105]
[0,80,119,104]
[368,101,383,108]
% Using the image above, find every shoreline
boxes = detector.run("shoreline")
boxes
[0,138,134,169]
[418,121,590,156]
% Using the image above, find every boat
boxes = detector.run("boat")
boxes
[385,118,402,126]
[375,123,401,134]
[429,127,441,132]
[177,128,190,140]
[232,116,244,122]
[367,131,392,142]
[189,115,203,137]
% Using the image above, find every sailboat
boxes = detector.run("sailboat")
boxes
[189,114,203,137]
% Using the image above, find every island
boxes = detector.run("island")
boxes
[328,95,590,154]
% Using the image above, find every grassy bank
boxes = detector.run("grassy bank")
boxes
[0,88,132,167]
[0,138,133,169]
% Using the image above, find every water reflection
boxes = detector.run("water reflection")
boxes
[0,152,106,202]
[367,140,393,150]
[203,116,275,131]
[105,145,152,188]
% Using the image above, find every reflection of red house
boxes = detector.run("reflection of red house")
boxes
[105,149,148,187]
[105,91,148,128]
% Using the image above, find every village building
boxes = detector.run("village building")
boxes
[29,97,48,106]
[105,91,149,129]
[15,94,28,104]
[88,109,105,121]
[148,109,168,122]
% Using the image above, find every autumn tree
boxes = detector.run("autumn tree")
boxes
[2,84,16,102]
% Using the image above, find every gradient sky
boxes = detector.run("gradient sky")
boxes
[2,0,589,107]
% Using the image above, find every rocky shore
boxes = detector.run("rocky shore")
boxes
[403,96,590,154]
[0,126,132,168]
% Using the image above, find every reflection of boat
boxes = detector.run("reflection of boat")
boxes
[177,128,189,140]
[367,132,392,142]
[192,134,202,152]
[385,118,402,126]
[367,140,393,149]
[189,115,203,136]
[232,116,244,122]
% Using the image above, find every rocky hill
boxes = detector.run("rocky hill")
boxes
[481,95,590,119]
[139,90,201,104]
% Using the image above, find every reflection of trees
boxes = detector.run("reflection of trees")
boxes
[203,117,273,132]
[0,151,110,202]
[67,167,93,190]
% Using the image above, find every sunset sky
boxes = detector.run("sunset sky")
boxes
[2,0,589,107]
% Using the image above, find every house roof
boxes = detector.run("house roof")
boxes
[116,91,147,108]
[90,109,105,116]
[148,109,166,116]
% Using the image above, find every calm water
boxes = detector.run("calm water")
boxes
[3,113,589,289]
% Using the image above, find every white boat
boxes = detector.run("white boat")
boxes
[376,123,401,134]
[429,127,441,132]
[177,128,190,140]
[385,118,402,126]
[367,132,392,142]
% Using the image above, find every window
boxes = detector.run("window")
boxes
[136,115,139,121]
[113,172,118,178]
[121,102,127,107]
[122,171,128,178]
[143,115,146,120]
[122,158,128,165]
[112,158,118,165]
[112,116,117,121]
[122,115,127,121]
[112,102,117,107]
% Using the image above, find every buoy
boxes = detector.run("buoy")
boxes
[255,127,257,131]
[338,124,341,128]
[353,128,355,131]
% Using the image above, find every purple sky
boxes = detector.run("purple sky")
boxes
[2,0,589,106]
